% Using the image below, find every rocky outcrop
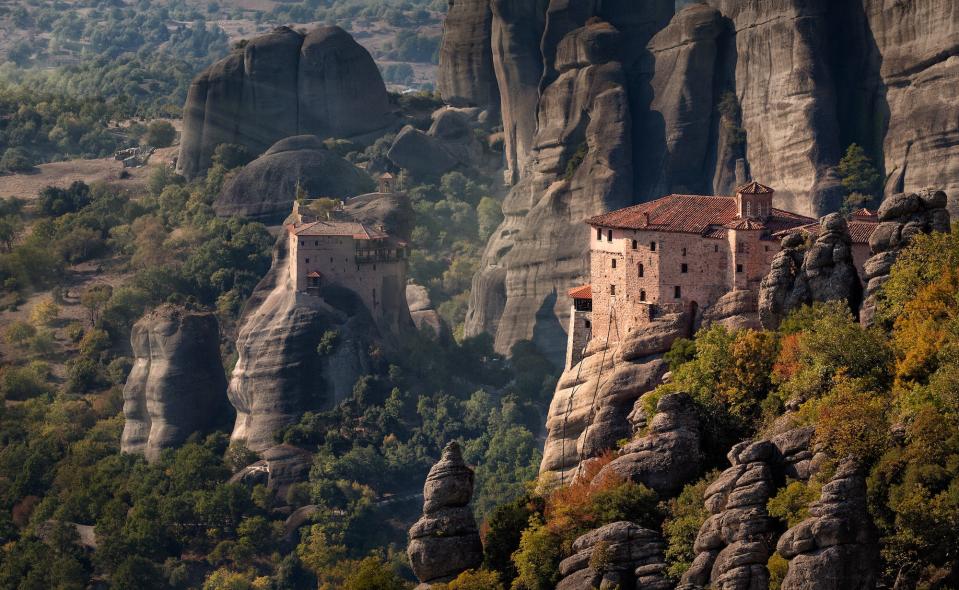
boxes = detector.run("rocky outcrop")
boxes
[540,311,689,483]
[777,461,878,590]
[177,25,394,179]
[466,19,636,363]
[759,213,862,329]
[680,440,780,590]
[121,304,230,462]
[408,442,483,586]
[214,135,375,223]
[407,284,443,335]
[386,108,484,178]
[593,392,701,497]
[861,189,951,326]
[228,444,313,503]
[700,289,761,331]
[228,194,413,451]
[437,0,499,113]
[863,0,959,214]
[556,521,670,590]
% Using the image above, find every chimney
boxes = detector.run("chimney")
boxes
[643,212,650,227]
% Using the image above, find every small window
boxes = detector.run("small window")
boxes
[640,290,646,302]
[314,241,318,246]
[682,247,687,256]
[610,284,616,296]
[299,240,304,246]
[305,258,310,264]
[681,263,688,273]
[638,263,644,278]
[736,264,743,273]
[714,245,719,253]
[650,241,657,252]
[597,228,602,241]
[632,239,637,249]
[764,245,770,252]
[611,259,617,269]
[607,230,613,242]
[674,286,681,298]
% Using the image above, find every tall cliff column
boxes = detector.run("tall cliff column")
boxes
[437,0,500,114]
[407,442,483,586]
[490,0,547,185]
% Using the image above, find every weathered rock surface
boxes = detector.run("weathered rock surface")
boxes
[407,284,443,336]
[700,289,761,332]
[214,135,375,223]
[759,213,862,329]
[864,0,959,215]
[777,461,878,590]
[467,19,636,363]
[177,25,394,179]
[540,311,690,483]
[228,195,413,451]
[408,442,483,585]
[861,189,951,326]
[121,304,231,462]
[556,521,670,590]
[437,0,499,113]
[228,444,313,502]
[386,108,484,178]
[593,392,701,497]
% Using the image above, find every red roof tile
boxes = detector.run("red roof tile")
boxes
[290,220,389,240]
[724,218,767,230]
[586,194,813,237]
[736,181,775,194]
[568,284,592,299]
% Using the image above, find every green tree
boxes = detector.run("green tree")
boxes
[342,556,410,590]
[477,196,503,242]
[837,143,881,198]
[143,120,177,147]
[0,148,34,172]
[511,516,562,590]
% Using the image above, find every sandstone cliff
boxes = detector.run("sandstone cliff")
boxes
[556,521,671,590]
[215,135,375,223]
[407,442,483,586]
[437,0,499,113]
[121,304,231,462]
[177,25,394,179]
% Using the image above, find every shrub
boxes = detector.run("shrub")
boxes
[143,120,176,147]
[837,143,881,198]
[30,298,60,327]
[0,363,51,400]
[317,330,340,356]
[342,556,409,590]
[767,480,820,528]
[664,473,715,579]
[442,569,504,590]
[511,516,562,590]
[5,320,36,346]
[0,148,34,172]
[482,495,535,584]
[66,357,104,393]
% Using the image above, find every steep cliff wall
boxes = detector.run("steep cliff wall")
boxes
[436,0,499,113]
[177,25,394,179]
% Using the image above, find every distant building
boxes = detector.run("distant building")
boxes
[286,199,408,332]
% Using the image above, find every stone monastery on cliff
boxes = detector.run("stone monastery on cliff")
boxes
[565,182,878,368]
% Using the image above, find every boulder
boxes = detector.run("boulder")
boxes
[408,442,483,585]
[436,0,499,112]
[387,126,458,178]
[861,189,951,326]
[759,213,861,330]
[215,135,375,223]
[177,25,394,179]
[777,461,878,590]
[556,521,670,590]
[701,289,761,331]
[121,304,231,462]
[593,392,701,497]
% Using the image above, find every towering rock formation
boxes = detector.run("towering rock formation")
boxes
[214,135,376,223]
[759,213,862,329]
[540,311,690,483]
[864,0,959,211]
[436,0,499,113]
[556,521,671,590]
[861,189,951,325]
[121,305,231,462]
[777,461,878,590]
[407,442,483,586]
[177,25,394,179]
[227,195,413,452]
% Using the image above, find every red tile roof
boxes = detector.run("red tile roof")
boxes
[586,194,813,237]
[736,181,775,194]
[289,220,389,240]
[568,284,592,300]
[723,218,767,231]
[785,218,879,245]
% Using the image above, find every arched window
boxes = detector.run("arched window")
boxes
[746,202,752,217]
[640,290,646,302]
[638,263,644,277]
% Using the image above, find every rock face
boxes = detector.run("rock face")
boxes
[177,25,394,179]
[540,311,690,483]
[593,392,701,497]
[759,213,862,329]
[437,0,499,113]
[387,108,484,178]
[777,461,878,590]
[214,135,375,223]
[466,18,637,362]
[228,444,313,503]
[700,289,761,332]
[556,521,670,590]
[121,304,231,462]
[863,0,959,213]
[407,442,483,586]
[228,195,413,451]
[861,189,952,325]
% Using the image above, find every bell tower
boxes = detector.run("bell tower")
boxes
[735,181,775,219]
